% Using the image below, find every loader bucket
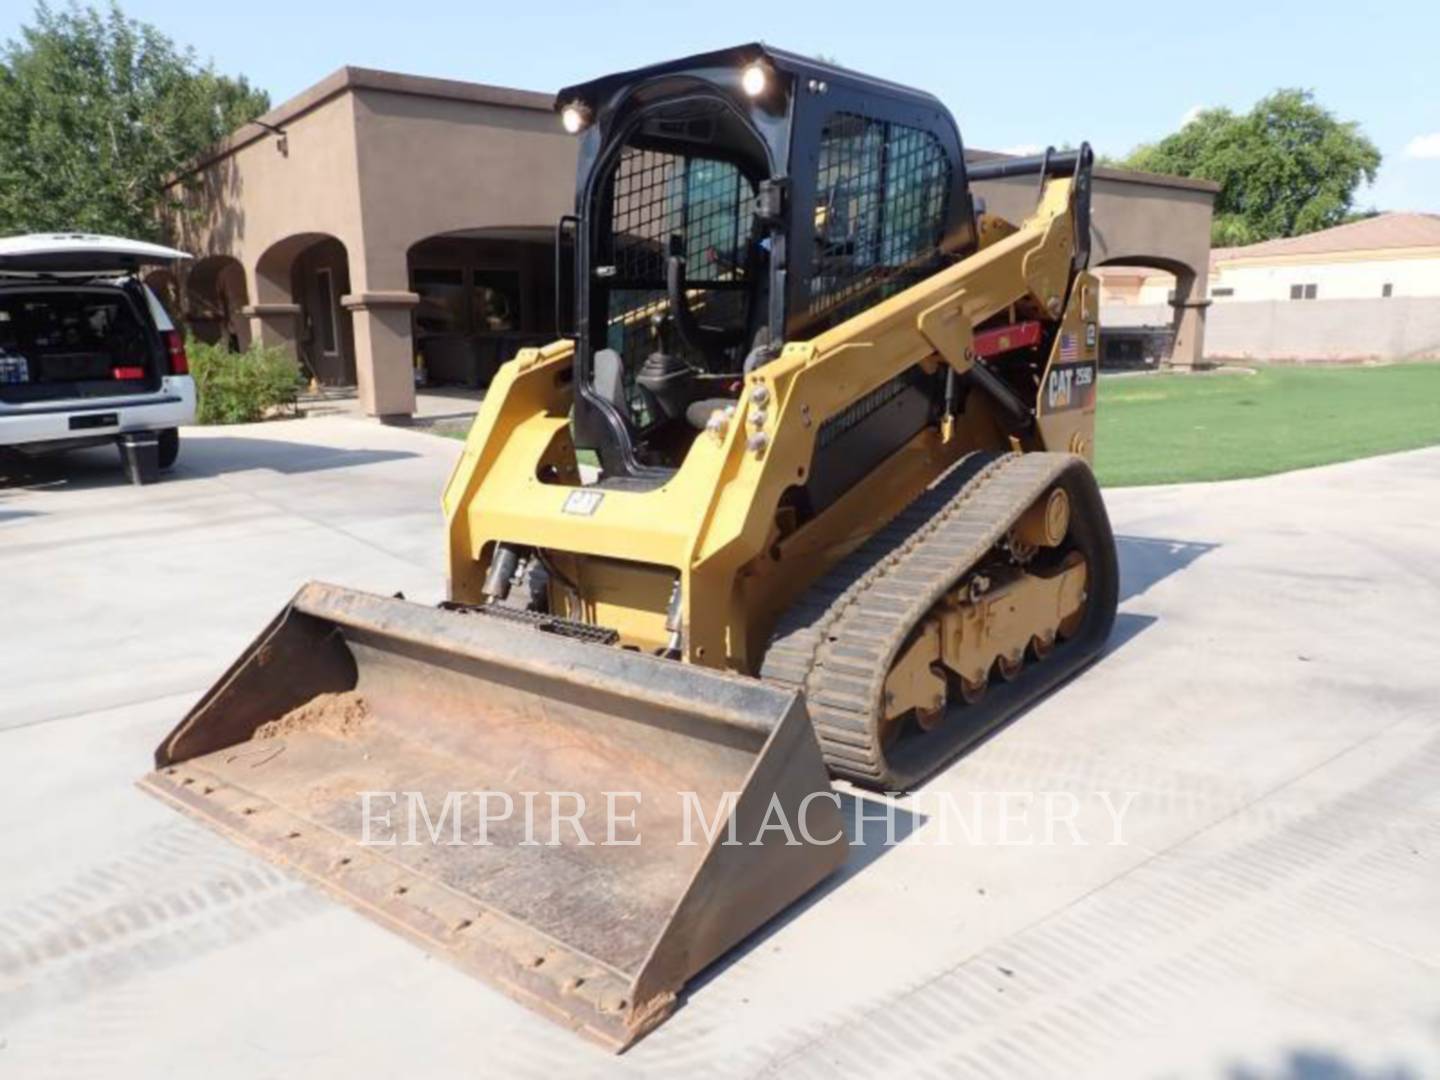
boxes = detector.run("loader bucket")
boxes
[140,582,845,1050]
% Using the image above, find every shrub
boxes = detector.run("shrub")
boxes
[188,338,304,425]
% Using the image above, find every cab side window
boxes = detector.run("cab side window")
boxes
[809,113,951,326]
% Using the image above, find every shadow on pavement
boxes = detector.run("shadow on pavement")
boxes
[0,435,418,493]
[684,537,1224,1006]
[1100,533,1216,655]
[1106,610,1158,654]
[176,435,418,477]
[1116,534,1218,604]
[1227,1047,1423,1080]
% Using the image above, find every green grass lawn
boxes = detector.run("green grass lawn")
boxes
[1095,363,1440,487]
[428,363,1440,487]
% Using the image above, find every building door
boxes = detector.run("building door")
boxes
[312,267,339,380]
[301,265,354,386]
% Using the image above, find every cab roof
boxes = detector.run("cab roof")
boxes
[555,42,947,114]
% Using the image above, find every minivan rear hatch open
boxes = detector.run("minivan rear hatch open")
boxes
[0,233,190,276]
[0,233,190,405]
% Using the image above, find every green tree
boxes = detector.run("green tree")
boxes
[0,2,268,240]
[1121,90,1380,247]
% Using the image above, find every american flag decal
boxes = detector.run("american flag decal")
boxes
[1058,332,1079,361]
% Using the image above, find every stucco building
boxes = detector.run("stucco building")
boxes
[159,67,577,420]
[159,65,1220,420]
[1103,213,1440,362]
[1207,213,1440,303]
[969,159,1218,372]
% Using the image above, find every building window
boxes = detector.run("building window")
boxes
[1289,283,1317,300]
[412,268,466,335]
[1382,283,1393,298]
[1211,287,1234,298]
[471,270,520,333]
[411,266,521,336]
[315,268,338,355]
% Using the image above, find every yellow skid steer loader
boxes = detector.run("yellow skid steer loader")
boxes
[143,44,1117,1050]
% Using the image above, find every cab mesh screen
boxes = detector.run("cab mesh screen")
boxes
[810,113,951,326]
[603,147,754,426]
[609,149,749,285]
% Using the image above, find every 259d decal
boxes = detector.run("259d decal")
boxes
[1043,361,1096,413]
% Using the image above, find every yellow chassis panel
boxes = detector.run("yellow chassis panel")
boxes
[443,176,1099,675]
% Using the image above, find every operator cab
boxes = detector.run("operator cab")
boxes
[556,44,976,481]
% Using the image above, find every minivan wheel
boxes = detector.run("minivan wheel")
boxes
[157,428,180,469]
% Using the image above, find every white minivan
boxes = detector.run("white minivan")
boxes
[0,233,196,480]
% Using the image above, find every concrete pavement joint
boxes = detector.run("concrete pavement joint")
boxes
[752,706,1432,1077]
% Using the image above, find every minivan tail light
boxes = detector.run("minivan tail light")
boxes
[163,330,189,375]
[112,366,145,380]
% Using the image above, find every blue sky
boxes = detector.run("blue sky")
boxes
[5,0,1438,211]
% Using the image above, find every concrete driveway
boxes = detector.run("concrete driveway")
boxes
[2,419,1437,1079]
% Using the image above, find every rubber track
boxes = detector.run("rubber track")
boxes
[760,451,1079,787]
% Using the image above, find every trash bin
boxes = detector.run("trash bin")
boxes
[118,431,160,485]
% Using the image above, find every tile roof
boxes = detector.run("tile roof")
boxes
[1212,213,1440,263]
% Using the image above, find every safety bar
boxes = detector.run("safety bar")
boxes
[967,144,1093,182]
[968,143,1094,272]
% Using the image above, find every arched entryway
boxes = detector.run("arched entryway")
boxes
[254,233,355,386]
[406,227,556,388]
[142,267,180,324]
[182,255,250,350]
[1096,254,1207,369]
[971,161,1216,367]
